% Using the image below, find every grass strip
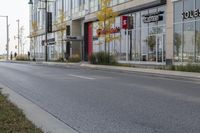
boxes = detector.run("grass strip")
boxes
[0,90,43,133]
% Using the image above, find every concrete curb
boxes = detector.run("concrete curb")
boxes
[80,64,200,80]
[0,83,78,133]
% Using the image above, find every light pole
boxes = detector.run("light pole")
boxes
[28,0,49,62]
[45,0,48,62]
[16,19,20,55]
[0,15,9,60]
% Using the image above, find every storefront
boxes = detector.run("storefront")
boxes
[174,0,200,63]
[87,5,166,64]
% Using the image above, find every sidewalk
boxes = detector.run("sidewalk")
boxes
[7,60,200,80]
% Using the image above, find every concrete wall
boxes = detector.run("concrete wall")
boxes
[165,0,174,65]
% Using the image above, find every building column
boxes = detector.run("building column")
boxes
[166,0,174,65]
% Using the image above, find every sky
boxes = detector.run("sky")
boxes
[0,0,29,55]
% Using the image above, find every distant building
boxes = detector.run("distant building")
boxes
[29,0,200,64]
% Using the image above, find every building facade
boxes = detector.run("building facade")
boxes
[29,0,200,65]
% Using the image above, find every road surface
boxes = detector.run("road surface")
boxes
[0,62,200,133]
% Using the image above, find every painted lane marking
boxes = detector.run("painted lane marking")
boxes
[68,74,96,80]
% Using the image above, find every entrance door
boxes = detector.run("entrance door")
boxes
[148,34,165,62]
[156,34,165,62]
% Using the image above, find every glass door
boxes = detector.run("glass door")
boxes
[156,34,165,62]
[147,34,165,62]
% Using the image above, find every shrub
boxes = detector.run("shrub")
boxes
[56,57,64,62]
[15,55,29,61]
[167,64,200,73]
[0,56,4,60]
[175,64,200,73]
[89,54,97,64]
[68,55,81,63]
[89,52,117,65]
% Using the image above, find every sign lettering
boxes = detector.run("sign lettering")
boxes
[143,11,164,23]
[96,27,121,37]
[182,9,200,19]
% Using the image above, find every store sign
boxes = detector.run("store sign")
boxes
[41,38,55,46]
[96,27,120,37]
[65,36,83,41]
[121,16,133,29]
[182,9,200,19]
[121,16,128,29]
[47,12,52,33]
[143,11,164,23]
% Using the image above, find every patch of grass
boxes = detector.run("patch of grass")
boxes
[15,55,30,61]
[89,52,117,65]
[160,63,200,73]
[68,55,81,63]
[0,90,43,133]
[174,64,200,73]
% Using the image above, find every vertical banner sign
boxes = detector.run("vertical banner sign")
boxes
[47,12,52,33]
[66,25,71,59]
[128,16,133,29]
[121,16,128,29]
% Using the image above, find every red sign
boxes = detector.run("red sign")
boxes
[96,27,120,37]
[121,16,128,29]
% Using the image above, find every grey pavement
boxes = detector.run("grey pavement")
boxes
[0,62,200,133]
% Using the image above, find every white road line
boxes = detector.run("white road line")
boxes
[68,74,96,80]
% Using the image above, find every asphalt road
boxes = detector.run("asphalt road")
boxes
[0,62,200,133]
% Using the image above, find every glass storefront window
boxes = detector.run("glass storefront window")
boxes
[184,0,195,21]
[141,10,149,61]
[91,5,166,63]
[174,24,183,62]
[158,6,166,26]
[197,0,200,9]
[195,21,200,62]
[136,12,141,28]
[183,22,195,62]
[173,0,200,63]
[135,29,141,61]
[90,0,99,13]
[174,1,183,23]
[148,8,157,28]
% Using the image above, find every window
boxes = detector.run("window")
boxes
[183,22,195,62]
[184,0,195,21]
[174,1,183,23]
[90,0,99,12]
[195,21,200,62]
[141,10,149,61]
[174,24,183,62]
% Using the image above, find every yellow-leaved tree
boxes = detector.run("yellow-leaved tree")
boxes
[31,21,38,60]
[96,0,118,52]
[55,9,67,61]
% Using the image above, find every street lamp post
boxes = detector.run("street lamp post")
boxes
[0,15,9,60]
[45,0,48,62]
[16,19,20,55]
[28,0,49,62]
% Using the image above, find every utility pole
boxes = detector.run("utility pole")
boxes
[45,0,48,62]
[6,16,9,60]
[16,19,20,55]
